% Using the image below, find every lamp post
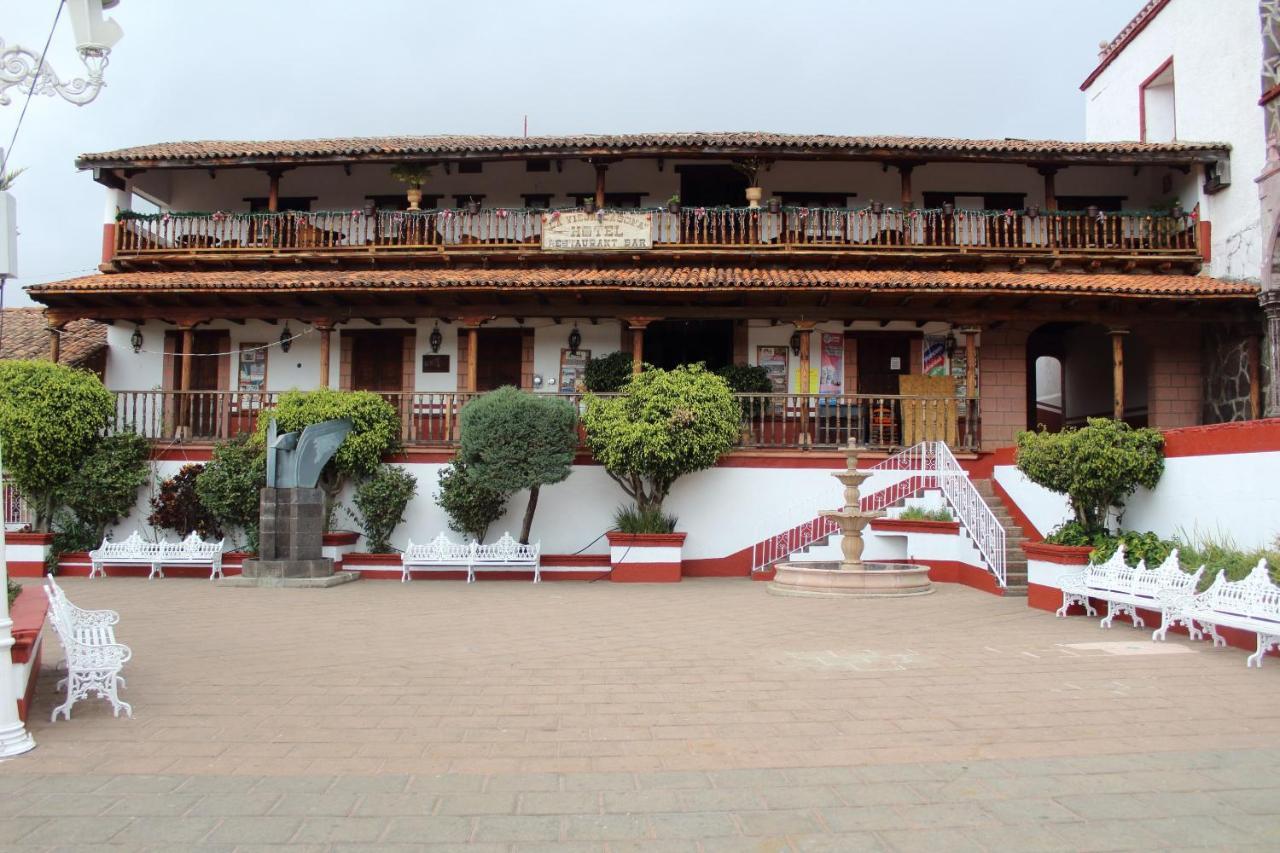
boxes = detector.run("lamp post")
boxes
[1,0,125,107]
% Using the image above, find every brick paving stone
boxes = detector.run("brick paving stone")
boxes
[380,815,475,843]
[563,813,649,840]
[203,816,304,844]
[471,814,562,842]
[519,791,601,814]
[648,810,740,839]
[107,815,220,844]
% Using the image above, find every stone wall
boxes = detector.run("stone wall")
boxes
[1201,323,1256,423]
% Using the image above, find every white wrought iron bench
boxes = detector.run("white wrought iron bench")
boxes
[89,530,225,579]
[43,577,132,720]
[1159,559,1280,667]
[400,532,541,583]
[1058,547,1204,631]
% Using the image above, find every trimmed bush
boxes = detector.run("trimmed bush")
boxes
[0,360,114,531]
[60,431,151,544]
[583,351,635,392]
[349,465,417,553]
[613,505,677,534]
[583,364,738,518]
[898,506,954,522]
[437,458,507,543]
[458,387,578,544]
[149,464,222,539]
[196,435,266,552]
[1016,418,1164,536]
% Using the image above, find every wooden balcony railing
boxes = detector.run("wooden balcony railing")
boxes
[112,207,1200,260]
[110,390,980,452]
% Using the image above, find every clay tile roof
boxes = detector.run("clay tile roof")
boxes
[1081,0,1172,90]
[77,131,1229,169]
[0,308,107,366]
[25,267,1259,301]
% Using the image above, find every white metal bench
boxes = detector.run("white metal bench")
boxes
[1159,559,1280,667]
[89,530,225,579]
[1056,545,1127,619]
[401,532,541,583]
[1058,546,1204,631]
[43,577,132,720]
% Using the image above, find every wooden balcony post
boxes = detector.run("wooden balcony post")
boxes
[179,324,196,437]
[590,158,611,209]
[265,168,283,212]
[1109,328,1128,421]
[47,324,62,363]
[1037,166,1059,211]
[458,316,487,393]
[315,319,334,388]
[624,317,657,374]
[896,162,916,210]
[794,321,815,447]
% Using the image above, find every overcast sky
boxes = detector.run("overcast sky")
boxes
[1,0,1138,308]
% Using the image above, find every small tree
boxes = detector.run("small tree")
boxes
[196,434,266,551]
[458,387,577,544]
[583,364,739,517]
[436,458,507,543]
[348,465,417,553]
[60,431,151,543]
[149,464,222,539]
[583,351,635,392]
[1016,418,1165,536]
[0,360,114,531]
[258,389,400,526]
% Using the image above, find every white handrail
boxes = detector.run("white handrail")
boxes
[933,441,1007,587]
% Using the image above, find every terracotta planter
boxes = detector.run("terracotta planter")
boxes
[607,532,686,583]
[744,186,763,208]
[405,187,422,211]
[322,531,360,547]
[870,517,961,535]
[1022,541,1093,565]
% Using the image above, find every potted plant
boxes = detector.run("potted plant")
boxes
[732,158,765,208]
[389,164,432,211]
[870,200,884,216]
[346,465,417,554]
[767,197,782,214]
[1026,204,1040,219]
[466,198,481,215]
[582,195,597,213]
[942,201,955,216]
[583,365,739,582]
[666,194,681,215]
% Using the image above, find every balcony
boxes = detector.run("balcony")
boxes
[111,390,980,453]
[110,207,1202,269]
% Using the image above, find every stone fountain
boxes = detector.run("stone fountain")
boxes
[768,439,934,597]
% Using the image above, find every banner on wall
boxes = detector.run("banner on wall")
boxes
[923,337,948,377]
[756,345,789,393]
[792,367,819,393]
[819,333,843,394]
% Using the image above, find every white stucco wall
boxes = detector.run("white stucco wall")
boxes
[1084,0,1264,281]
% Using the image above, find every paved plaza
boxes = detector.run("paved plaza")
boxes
[1,577,1278,851]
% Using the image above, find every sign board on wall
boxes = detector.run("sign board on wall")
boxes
[819,333,843,394]
[559,349,590,392]
[237,345,267,392]
[756,346,788,393]
[923,336,948,377]
[541,211,653,251]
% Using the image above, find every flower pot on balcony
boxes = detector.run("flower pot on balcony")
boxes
[744,186,763,208]
[466,200,481,215]
[582,198,597,213]
[767,198,782,214]
[405,187,422,211]
[941,202,955,216]
[1026,204,1040,219]
[667,201,681,215]
[607,531,686,583]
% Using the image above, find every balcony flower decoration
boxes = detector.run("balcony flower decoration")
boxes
[211,210,225,222]
[390,164,432,211]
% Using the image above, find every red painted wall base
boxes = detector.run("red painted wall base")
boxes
[611,563,682,583]
[16,641,41,723]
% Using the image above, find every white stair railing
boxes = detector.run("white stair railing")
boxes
[933,441,1007,587]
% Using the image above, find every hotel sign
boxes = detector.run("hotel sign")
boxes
[541,210,653,251]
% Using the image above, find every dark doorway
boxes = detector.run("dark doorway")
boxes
[169,331,228,391]
[476,329,524,391]
[856,333,912,395]
[679,165,748,207]
[643,320,733,371]
[348,330,408,393]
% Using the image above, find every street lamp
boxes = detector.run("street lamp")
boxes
[1,0,125,107]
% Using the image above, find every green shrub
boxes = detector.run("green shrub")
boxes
[583,364,739,518]
[0,360,114,531]
[458,387,578,543]
[349,465,417,553]
[6,579,20,607]
[196,434,266,551]
[1089,530,1176,569]
[437,458,507,542]
[1174,529,1280,588]
[715,363,773,394]
[1016,418,1164,536]
[60,431,151,543]
[898,506,953,522]
[613,504,678,534]
[148,464,222,539]
[582,351,635,392]
[258,389,401,525]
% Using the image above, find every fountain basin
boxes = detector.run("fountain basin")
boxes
[768,561,934,598]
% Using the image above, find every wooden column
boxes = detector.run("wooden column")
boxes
[1110,328,1128,421]
[1248,332,1263,420]
[896,163,915,210]
[1038,166,1059,211]
[48,326,61,363]
[266,169,282,212]
[593,160,609,209]
[625,317,656,374]
[458,316,486,393]
[178,325,196,436]
[794,321,815,447]
[315,319,333,389]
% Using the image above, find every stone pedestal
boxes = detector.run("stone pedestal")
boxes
[234,487,358,588]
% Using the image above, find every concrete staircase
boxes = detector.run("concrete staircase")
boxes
[971,479,1030,596]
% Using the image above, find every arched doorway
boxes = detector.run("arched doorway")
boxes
[1026,323,1149,431]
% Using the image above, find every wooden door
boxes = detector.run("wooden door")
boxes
[349,331,409,393]
[856,334,912,395]
[475,329,524,391]
[167,331,230,439]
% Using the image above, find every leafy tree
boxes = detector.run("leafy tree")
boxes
[196,434,266,551]
[348,465,417,553]
[583,351,635,392]
[1016,418,1165,536]
[436,458,508,543]
[257,389,400,525]
[148,464,222,539]
[714,363,773,394]
[583,364,739,517]
[60,431,151,543]
[458,387,577,544]
[0,360,114,531]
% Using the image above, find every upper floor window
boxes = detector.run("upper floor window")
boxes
[458,162,483,174]
[522,194,553,209]
[1140,58,1176,142]
[525,160,551,173]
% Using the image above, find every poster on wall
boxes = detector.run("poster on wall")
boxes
[950,347,974,399]
[923,337,948,377]
[819,333,844,395]
[559,348,590,392]
[237,344,267,394]
[756,345,789,393]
